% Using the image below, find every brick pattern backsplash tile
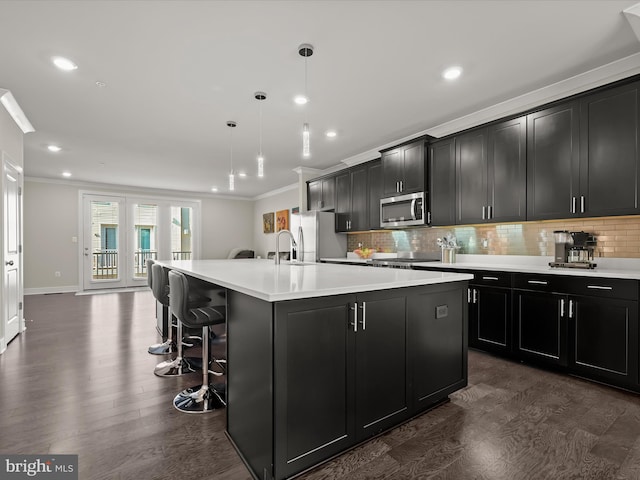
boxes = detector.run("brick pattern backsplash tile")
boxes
[347,216,640,258]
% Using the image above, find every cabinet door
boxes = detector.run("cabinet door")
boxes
[274,295,356,478]
[488,117,526,222]
[456,128,488,224]
[382,148,403,195]
[571,296,638,388]
[321,176,336,211]
[470,286,511,355]
[514,290,568,366]
[335,172,350,232]
[580,82,640,217]
[355,292,408,440]
[350,166,368,231]
[408,284,467,411]
[402,141,425,194]
[527,102,580,220]
[367,160,383,230]
[429,138,456,226]
[308,180,321,211]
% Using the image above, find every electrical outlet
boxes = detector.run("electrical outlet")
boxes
[55,271,61,277]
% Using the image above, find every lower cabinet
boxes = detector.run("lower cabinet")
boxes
[570,295,638,389]
[270,283,468,479]
[469,284,512,355]
[513,290,568,367]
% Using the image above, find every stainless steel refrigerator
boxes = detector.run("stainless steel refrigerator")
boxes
[290,211,347,262]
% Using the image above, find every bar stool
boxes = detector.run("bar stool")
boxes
[151,263,209,377]
[169,269,227,413]
[147,259,175,355]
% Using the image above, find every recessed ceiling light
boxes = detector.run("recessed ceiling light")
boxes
[238,172,247,178]
[211,187,218,192]
[47,145,61,152]
[95,81,106,88]
[52,56,78,71]
[442,66,463,81]
[326,130,337,138]
[62,171,72,177]
[294,95,308,105]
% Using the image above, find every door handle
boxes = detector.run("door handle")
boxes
[472,289,478,304]
[571,196,577,214]
[482,206,486,220]
[560,298,565,317]
[527,280,548,285]
[360,302,366,330]
[5,260,14,266]
[351,302,358,332]
[569,299,574,319]
[580,196,585,213]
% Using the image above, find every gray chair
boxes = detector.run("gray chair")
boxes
[169,269,227,413]
[147,259,176,355]
[151,263,209,377]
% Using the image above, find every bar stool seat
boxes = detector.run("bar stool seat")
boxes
[147,259,209,356]
[169,269,227,413]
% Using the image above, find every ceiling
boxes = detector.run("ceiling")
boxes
[1,1,640,199]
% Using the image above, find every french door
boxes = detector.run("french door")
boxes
[81,193,199,291]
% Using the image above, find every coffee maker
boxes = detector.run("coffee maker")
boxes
[549,230,597,269]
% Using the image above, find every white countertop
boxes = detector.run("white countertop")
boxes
[156,259,473,302]
[321,255,640,280]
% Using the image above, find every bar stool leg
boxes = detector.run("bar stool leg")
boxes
[148,310,176,355]
[173,325,226,413]
[154,315,197,377]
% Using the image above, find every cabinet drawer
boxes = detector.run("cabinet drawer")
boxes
[513,273,566,292]
[570,277,638,301]
[471,271,512,288]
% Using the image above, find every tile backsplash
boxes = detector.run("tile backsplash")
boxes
[347,216,640,258]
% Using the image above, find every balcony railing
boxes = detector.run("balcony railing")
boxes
[91,250,191,280]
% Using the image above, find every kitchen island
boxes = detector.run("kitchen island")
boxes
[156,259,472,480]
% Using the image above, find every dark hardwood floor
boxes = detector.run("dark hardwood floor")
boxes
[1,291,639,479]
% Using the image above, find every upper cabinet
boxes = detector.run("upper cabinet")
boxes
[429,138,456,226]
[455,117,526,224]
[381,138,426,196]
[335,164,368,232]
[307,176,335,211]
[578,81,640,217]
[367,160,383,230]
[528,81,640,220]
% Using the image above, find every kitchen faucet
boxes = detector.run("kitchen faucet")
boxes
[275,229,297,265]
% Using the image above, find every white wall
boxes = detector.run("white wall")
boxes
[252,185,299,258]
[24,179,255,293]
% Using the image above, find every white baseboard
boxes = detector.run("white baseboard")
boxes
[24,285,79,296]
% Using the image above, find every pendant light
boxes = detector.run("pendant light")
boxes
[298,43,314,158]
[227,121,237,191]
[254,91,266,177]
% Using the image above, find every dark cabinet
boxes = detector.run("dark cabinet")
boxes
[429,138,456,226]
[408,283,467,410]
[468,273,512,355]
[274,295,356,479]
[335,165,368,232]
[354,291,409,440]
[456,117,526,225]
[307,176,335,211]
[578,81,640,217]
[514,289,568,367]
[526,101,579,220]
[381,139,426,196]
[367,160,383,230]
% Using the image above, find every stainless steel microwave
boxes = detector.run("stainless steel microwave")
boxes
[380,191,426,228]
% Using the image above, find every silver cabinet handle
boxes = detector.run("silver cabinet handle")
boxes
[351,302,358,332]
[360,302,366,330]
[569,299,574,318]
[482,206,486,220]
[587,285,613,290]
[467,288,471,303]
[473,289,478,304]
[527,280,548,285]
[571,196,577,214]
[400,180,403,192]
[580,196,585,213]
[482,276,499,281]
[560,298,565,317]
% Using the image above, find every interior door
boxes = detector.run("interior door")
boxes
[3,155,22,346]
[83,194,126,290]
